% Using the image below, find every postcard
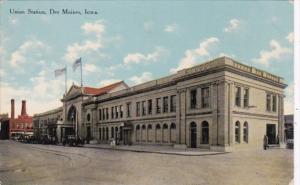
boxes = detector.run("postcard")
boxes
[0,1,295,185]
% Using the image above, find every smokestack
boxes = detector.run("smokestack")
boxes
[21,100,27,116]
[11,99,15,119]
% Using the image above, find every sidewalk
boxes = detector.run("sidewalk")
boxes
[84,143,229,156]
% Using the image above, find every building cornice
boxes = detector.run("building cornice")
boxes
[80,57,286,107]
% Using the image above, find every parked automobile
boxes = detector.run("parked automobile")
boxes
[40,134,57,145]
[10,133,22,141]
[286,139,294,149]
[19,134,34,143]
[62,135,84,147]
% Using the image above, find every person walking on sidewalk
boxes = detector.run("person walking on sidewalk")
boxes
[263,135,269,150]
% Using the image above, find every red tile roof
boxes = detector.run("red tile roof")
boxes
[83,81,124,96]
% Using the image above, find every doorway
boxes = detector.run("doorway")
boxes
[266,124,276,144]
[190,122,197,148]
[86,126,91,142]
[123,129,132,145]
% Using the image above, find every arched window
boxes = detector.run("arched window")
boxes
[111,127,114,139]
[243,122,248,143]
[106,127,109,140]
[67,106,76,122]
[201,121,209,144]
[147,124,152,129]
[87,113,91,122]
[102,128,105,140]
[142,125,146,130]
[136,124,141,142]
[156,124,161,130]
[190,122,197,148]
[115,127,118,139]
[235,121,240,143]
[170,123,176,129]
[163,124,168,129]
[99,128,101,140]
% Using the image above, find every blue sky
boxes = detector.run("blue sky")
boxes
[0,1,294,115]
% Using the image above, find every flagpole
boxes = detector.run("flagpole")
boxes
[80,58,83,88]
[65,66,67,94]
[79,58,83,139]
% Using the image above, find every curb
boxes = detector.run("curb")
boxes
[84,145,229,156]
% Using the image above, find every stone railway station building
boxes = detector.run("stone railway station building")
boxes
[33,57,287,151]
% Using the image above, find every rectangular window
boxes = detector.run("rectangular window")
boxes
[272,95,277,112]
[148,99,152,115]
[190,89,197,109]
[163,96,168,113]
[244,88,249,107]
[115,106,118,118]
[136,102,140,117]
[99,109,102,120]
[142,101,146,116]
[266,94,271,111]
[127,103,131,117]
[170,95,176,112]
[106,108,109,120]
[120,105,123,118]
[156,98,161,114]
[201,87,210,108]
[235,86,241,107]
[111,107,114,119]
[102,109,105,120]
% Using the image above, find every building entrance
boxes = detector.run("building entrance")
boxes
[190,122,197,148]
[123,129,132,145]
[266,124,276,144]
[86,126,91,142]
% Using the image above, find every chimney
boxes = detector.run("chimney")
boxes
[21,100,27,116]
[11,99,15,119]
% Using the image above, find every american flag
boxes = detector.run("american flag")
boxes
[72,57,82,71]
[54,67,66,77]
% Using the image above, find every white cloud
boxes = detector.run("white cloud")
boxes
[170,37,219,73]
[0,73,65,115]
[129,72,153,85]
[98,79,121,87]
[284,82,294,114]
[164,24,177,32]
[64,40,103,63]
[84,63,97,73]
[252,40,292,66]
[63,20,106,63]
[124,47,168,65]
[286,32,294,43]
[224,19,241,33]
[81,20,106,38]
[9,39,48,68]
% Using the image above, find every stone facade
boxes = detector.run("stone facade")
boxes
[33,57,287,151]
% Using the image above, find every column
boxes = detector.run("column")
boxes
[197,87,202,109]
[278,95,285,147]
[228,81,234,145]
[176,89,186,144]
[92,108,97,139]
[211,81,219,145]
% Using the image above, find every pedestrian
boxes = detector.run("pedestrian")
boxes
[263,135,268,150]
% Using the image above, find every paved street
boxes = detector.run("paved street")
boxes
[0,140,293,185]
